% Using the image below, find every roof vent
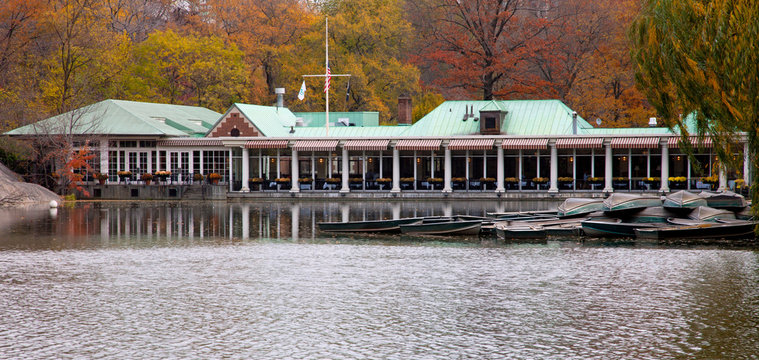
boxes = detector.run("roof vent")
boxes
[649,117,657,127]
[295,118,305,127]
[337,118,350,126]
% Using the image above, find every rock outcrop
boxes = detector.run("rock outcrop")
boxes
[0,162,59,206]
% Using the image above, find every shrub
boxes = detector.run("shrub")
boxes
[400,177,415,183]
[558,177,574,182]
[193,173,204,181]
[208,173,222,181]
[504,177,518,183]
[426,177,443,183]
[95,173,109,180]
[452,177,467,183]
[325,178,341,184]
[141,173,153,181]
[532,177,548,183]
[480,177,495,183]
[249,177,263,183]
[376,178,392,183]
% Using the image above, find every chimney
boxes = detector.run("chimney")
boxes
[275,88,285,109]
[398,96,412,125]
[649,117,657,127]
[572,111,578,135]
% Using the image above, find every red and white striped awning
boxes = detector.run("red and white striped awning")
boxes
[447,139,495,150]
[292,140,339,151]
[157,138,223,147]
[245,140,289,149]
[610,137,660,149]
[667,136,713,148]
[343,139,390,151]
[501,138,549,150]
[555,138,603,149]
[395,139,442,151]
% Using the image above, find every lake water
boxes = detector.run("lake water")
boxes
[1,201,758,359]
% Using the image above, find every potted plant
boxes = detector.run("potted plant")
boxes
[249,177,263,190]
[558,177,574,185]
[668,176,686,188]
[325,177,341,184]
[193,173,204,183]
[643,177,660,185]
[95,173,108,185]
[208,172,222,184]
[588,177,604,186]
[400,177,415,184]
[155,170,171,182]
[117,170,132,181]
[376,178,392,184]
[701,175,718,185]
[141,173,153,185]
[298,177,312,183]
[532,177,548,184]
[349,177,364,184]
[426,177,443,189]
[275,177,291,185]
[480,177,496,183]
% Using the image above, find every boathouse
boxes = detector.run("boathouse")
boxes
[4,96,750,199]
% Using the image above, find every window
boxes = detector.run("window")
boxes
[485,117,496,129]
[230,128,240,137]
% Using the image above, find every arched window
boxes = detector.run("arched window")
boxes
[230,128,240,137]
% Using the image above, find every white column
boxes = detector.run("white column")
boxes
[518,149,523,191]
[496,145,505,193]
[443,146,452,193]
[718,164,727,192]
[548,142,558,193]
[482,150,487,178]
[228,148,233,192]
[290,149,299,193]
[240,147,250,192]
[362,151,367,191]
[660,142,670,192]
[603,142,614,193]
[465,150,470,187]
[743,142,750,187]
[99,141,108,176]
[258,149,263,178]
[340,147,350,193]
[430,150,435,179]
[276,149,281,178]
[413,150,418,190]
[379,151,384,178]
[391,148,400,193]
[328,152,332,177]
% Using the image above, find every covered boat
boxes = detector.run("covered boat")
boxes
[662,190,707,213]
[623,206,679,223]
[557,198,605,217]
[635,221,757,240]
[688,206,736,222]
[318,217,423,233]
[400,219,482,235]
[602,193,662,214]
[581,218,663,237]
[698,191,747,210]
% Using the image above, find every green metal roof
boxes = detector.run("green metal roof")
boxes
[403,100,595,137]
[293,112,380,127]
[227,103,297,137]
[5,99,221,137]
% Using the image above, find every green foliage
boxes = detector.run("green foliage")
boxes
[412,91,444,123]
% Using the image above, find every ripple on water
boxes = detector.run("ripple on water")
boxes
[1,243,758,359]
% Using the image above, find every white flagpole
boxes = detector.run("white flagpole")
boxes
[325,17,330,137]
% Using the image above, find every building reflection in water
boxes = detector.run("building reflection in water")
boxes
[27,200,559,243]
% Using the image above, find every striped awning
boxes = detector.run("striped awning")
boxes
[292,140,339,151]
[501,138,549,150]
[343,139,390,151]
[395,139,442,151]
[245,140,289,149]
[610,137,660,149]
[157,138,223,147]
[667,136,713,148]
[447,139,495,150]
[555,138,603,149]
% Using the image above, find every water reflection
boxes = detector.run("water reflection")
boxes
[0,200,559,250]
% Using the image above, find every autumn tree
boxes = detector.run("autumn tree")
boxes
[130,29,247,111]
[411,0,549,100]
[631,0,759,212]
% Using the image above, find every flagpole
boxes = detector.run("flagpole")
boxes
[325,17,329,137]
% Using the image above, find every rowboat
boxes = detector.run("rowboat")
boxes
[496,225,547,240]
[635,221,757,240]
[662,190,707,213]
[698,191,748,210]
[688,206,736,222]
[318,217,423,233]
[603,193,662,214]
[557,198,605,217]
[581,218,663,237]
[400,219,482,235]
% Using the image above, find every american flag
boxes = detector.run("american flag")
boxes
[324,66,331,93]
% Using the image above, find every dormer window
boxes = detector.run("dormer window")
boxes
[485,116,496,130]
